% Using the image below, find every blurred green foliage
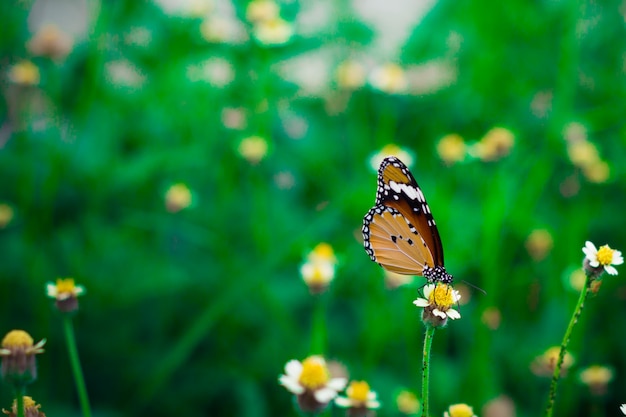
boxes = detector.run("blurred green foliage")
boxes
[1,0,626,416]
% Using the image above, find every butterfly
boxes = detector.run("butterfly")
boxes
[362,156,453,284]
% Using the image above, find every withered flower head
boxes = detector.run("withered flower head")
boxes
[0,331,45,386]
[2,396,46,417]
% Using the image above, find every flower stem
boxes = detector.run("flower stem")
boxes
[310,294,328,355]
[544,274,591,417]
[15,387,25,417]
[63,315,92,417]
[421,326,435,417]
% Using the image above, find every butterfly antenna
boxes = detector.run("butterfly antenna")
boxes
[461,279,486,295]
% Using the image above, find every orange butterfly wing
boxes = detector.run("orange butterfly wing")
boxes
[363,157,450,282]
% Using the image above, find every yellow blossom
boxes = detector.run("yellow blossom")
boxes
[369,63,407,94]
[246,0,279,23]
[8,61,40,86]
[579,365,613,395]
[531,346,574,377]
[582,160,610,183]
[396,390,420,414]
[301,243,337,294]
[238,136,268,164]
[0,204,14,228]
[252,17,293,46]
[567,140,599,168]
[279,356,347,413]
[414,284,461,326]
[445,403,477,417]
[335,380,381,411]
[27,24,73,61]
[46,278,85,312]
[165,183,193,213]
[336,60,367,90]
[470,127,515,162]
[481,307,501,330]
[525,229,553,261]
[437,134,466,165]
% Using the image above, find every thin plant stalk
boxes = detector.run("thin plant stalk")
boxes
[15,387,25,417]
[421,326,435,417]
[310,293,329,355]
[544,274,592,417]
[63,315,92,417]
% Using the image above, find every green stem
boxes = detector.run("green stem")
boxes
[15,387,25,417]
[544,275,591,417]
[310,294,328,355]
[421,326,435,417]
[63,316,92,417]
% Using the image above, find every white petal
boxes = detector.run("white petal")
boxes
[367,399,381,409]
[604,265,618,275]
[74,286,86,296]
[620,404,626,415]
[413,298,429,307]
[423,284,435,298]
[327,377,348,391]
[612,251,624,265]
[278,375,305,394]
[453,290,462,303]
[582,243,597,260]
[46,284,58,297]
[432,309,446,319]
[584,241,597,253]
[284,360,302,379]
[334,397,352,407]
[588,259,600,267]
[367,391,378,401]
[446,309,461,319]
[315,387,339,403]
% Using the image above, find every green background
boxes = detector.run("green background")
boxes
[1,0,625,416]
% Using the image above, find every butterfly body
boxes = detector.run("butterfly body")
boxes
[362,156,453,284]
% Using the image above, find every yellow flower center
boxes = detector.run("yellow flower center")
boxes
[2,330,34,348]
[298,356,330,390]
[429,284,455,310]
[55,278,77,293]
[596,245,615,266]
[22,397,36,408]
[347,381,370,402]
[448,403,475,417]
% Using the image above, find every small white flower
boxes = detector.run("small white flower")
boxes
[46,278,85,301]
[582,241,623,275]
[278,356,347,405]
[335,380,381,410]
[413,284,461,320]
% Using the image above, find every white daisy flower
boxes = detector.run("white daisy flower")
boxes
[413,284,461,325]
[335,380,381,411]
[582,241,623,276]
[279,356,347,412]
[46,278,85,301]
